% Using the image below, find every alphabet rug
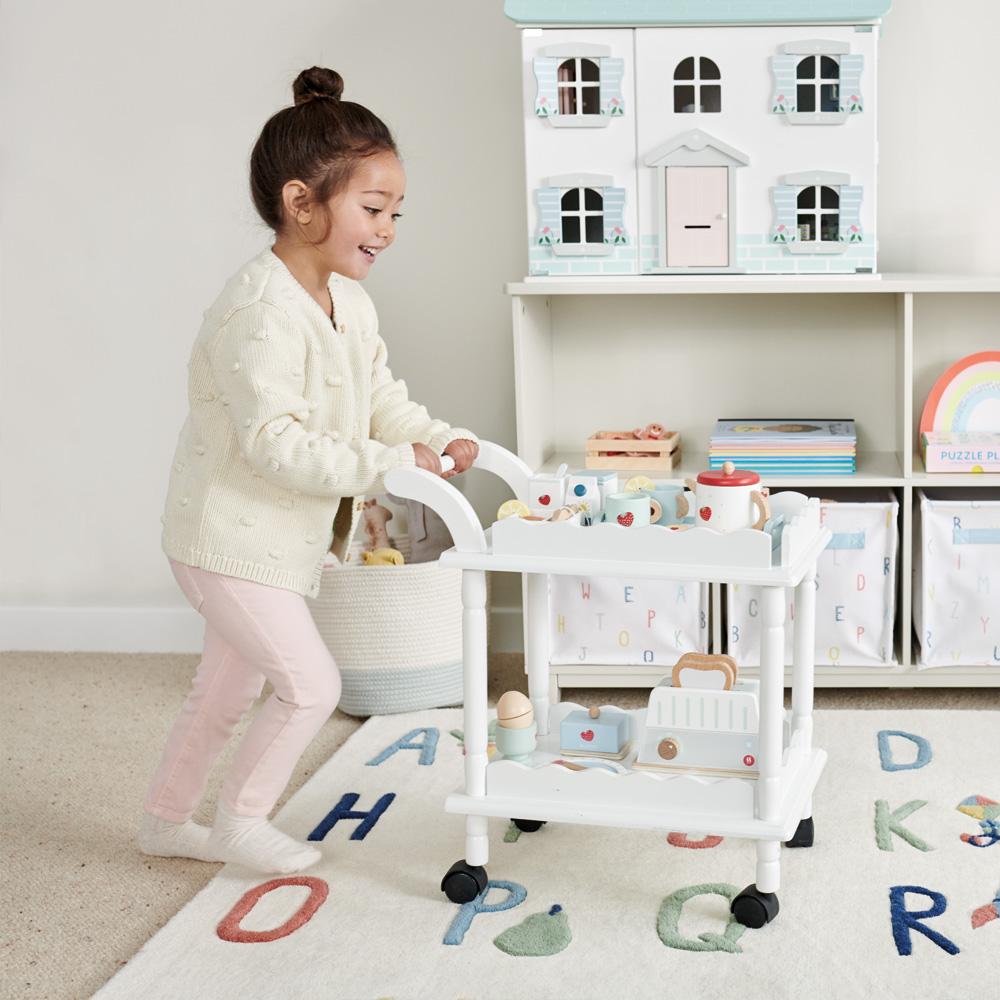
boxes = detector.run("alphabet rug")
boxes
[96,709,998,1000]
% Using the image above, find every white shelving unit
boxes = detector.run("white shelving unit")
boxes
[509,272,1000,689]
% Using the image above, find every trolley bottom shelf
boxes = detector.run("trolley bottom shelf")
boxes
[445,746,826,842]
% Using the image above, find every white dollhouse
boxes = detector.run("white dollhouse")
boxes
[507,0,889,276]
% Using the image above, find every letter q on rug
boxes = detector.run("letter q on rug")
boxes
[94,710,998,1000]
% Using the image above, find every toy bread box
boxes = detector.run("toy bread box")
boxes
[634,653,761,778]
[560,706,630,759]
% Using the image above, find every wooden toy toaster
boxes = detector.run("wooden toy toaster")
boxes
[634,654,761,778]
[560,707,629,756]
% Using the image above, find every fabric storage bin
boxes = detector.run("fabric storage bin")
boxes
[308,561,466,716]
[727,490,899,667]
[307,491,480,716]
[913,489,1000,668]
[549,575,709,667]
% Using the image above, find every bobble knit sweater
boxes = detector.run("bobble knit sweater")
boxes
[162,247,475,597]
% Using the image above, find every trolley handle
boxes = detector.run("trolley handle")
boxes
[384,440,532,555]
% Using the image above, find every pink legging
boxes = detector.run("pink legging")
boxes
[144,559,341,821]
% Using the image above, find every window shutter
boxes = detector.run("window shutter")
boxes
[599,57,625,115]
[532,57,560,117]
[770,55,797,113]
[535,187,563,245]
[839,55,864,112]
[839,185,864,242]
[602,187,628,244]
[771,186,798,243]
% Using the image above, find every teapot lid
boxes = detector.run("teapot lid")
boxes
[697,461,760,487]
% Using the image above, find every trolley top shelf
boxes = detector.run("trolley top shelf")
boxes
[440,521,831,586]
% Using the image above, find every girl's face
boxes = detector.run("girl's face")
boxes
[311,150,405,280]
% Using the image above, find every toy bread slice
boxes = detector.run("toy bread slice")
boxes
[671,652,738,691]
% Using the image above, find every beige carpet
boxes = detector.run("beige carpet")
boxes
[2,650,997,1000]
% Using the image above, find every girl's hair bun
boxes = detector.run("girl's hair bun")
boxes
[292,67,344,106]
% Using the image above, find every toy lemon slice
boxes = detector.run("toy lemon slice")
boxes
[625,475,655,493]
[497,499,531,520]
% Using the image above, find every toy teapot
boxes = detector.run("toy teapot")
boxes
[679,462,770,532]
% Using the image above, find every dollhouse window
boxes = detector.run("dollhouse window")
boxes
[557,58,601,116]
[673,57,722,114]
[795,55,840,113]
[560,188,604,244]
[796,186,840,242]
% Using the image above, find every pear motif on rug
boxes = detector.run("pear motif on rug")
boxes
[493,904,571,956]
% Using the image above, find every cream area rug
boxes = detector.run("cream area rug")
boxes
[94,709,998,1000]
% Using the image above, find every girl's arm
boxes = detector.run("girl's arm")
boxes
[211,304,415,497]
[369,333,477,455]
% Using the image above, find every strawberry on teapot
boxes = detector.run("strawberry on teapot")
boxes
[676,462,770,532]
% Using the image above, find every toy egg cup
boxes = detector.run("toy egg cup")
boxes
[495,721,538,763]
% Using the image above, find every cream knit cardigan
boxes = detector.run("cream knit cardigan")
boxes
[162,248,475,597]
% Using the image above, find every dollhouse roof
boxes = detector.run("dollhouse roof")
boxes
[644,130,749,168]
[504,1,891,26]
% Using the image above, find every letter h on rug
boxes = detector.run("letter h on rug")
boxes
[308,792,396,842]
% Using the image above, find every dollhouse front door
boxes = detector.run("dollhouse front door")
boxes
[665,167,729,267]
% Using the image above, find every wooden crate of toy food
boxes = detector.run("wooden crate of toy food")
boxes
[585,430,681,471]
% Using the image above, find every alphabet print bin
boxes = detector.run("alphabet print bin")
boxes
[549,575,709,667]
[913,489,1000,668]
[727,491,899,668]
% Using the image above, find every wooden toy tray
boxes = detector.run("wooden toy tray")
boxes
[585,430,681,470]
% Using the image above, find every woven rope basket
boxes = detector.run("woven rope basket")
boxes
[308,560,484,716]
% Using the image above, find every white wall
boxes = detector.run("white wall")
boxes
[1,0,998,652]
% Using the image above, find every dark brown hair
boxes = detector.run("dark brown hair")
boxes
[250,67,398,239]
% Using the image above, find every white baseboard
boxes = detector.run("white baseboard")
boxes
[0,607,207,654]
[0,604,527,655]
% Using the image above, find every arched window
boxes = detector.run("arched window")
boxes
[557,58,601,115]
[673,56,722,113]
[796,56,840,113]
[797,185,840,242]
[560,188,604,244]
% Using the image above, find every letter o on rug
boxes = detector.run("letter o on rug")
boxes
[217,876,329,943]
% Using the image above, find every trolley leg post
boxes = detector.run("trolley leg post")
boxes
[524,572,552,735]
[757,585,785,890]
[791,563,817,756]
[755,839,781,895]
[462,569,489,805]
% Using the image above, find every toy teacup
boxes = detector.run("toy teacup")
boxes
[602,491,660,528]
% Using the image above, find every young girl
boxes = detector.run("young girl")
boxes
[139,67,478,874]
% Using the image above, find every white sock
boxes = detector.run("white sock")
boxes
[138,812,219,863]
[207,802,322,875]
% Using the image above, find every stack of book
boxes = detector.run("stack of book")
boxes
[921,431,1000,472]
[709,419,857,475]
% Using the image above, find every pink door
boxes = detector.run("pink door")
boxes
[665,166,729,267]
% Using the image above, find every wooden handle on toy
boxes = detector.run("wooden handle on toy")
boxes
[751,490,770,531]
[671,652,738,690]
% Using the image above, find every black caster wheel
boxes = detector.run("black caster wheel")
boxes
[730,884,780,929]
[512,818,547,833]
[441,860,488,904]
[785,816,815,848]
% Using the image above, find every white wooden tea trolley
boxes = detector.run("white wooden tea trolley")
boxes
[385,441,832,929]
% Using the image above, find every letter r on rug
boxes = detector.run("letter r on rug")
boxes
[889,886,959,956]
[308,793,396,842]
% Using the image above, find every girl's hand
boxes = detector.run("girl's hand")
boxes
[443,439,478,479]
[412,442,443,476]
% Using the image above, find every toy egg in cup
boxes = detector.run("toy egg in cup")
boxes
[495,690,537,763]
